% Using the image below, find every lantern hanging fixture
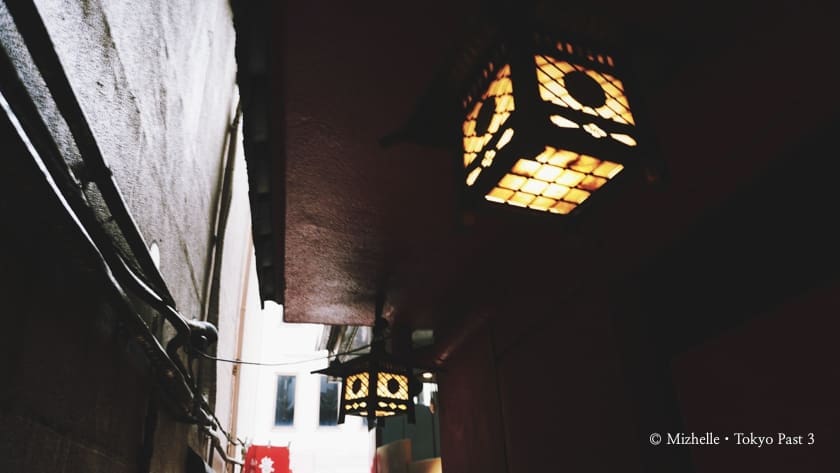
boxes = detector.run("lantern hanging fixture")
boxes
[460,27,652,217]
[312,303,418,430]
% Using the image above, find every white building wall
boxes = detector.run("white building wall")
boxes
[236,302,375,473]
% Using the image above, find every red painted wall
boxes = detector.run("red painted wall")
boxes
[673,281,840,473]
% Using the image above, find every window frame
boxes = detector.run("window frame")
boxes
[273,374,297,428]
[317,375,340,427]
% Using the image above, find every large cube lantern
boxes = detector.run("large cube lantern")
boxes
[461,31,644,216]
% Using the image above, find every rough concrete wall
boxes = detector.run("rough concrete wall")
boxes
[0,95,151,473]
[31,1,240,468]
[34,0,238,321]
[1,1,241,472]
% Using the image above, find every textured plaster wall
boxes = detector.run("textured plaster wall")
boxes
[1,0,245,472]
[34,0,238,320]
[0,80,151,472]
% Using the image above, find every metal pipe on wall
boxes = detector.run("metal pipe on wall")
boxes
[3,0,178,308]
[1,0,199,378]
[0,84,199,421]
[0,2,217,424]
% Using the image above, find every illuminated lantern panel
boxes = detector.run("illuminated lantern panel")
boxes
[535,55,635,129]
[343,373,369,401]
[463,65,516,187]
[461,37,642,216]
[311,316,417,429]
[340,370,409,417]
[485,146,623,214]
[375,372,410,412]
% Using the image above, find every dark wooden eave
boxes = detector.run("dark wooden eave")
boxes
[230,0,285,306]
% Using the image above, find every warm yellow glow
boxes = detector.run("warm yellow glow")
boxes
[509,191,536,207]
[463,136,483,153]
[520,178,548,195]
[534,147,554,163]
[462,118,476,137]
[469,101,483,119]
[376,372,409,400]
[343,403,406,418]
[488,112,510,134]
[464,152,477,167]
[462,65,515,172]
[481,144,624,214]
[497,94,514,112]
[593,161,624,179]
[542,183,570,199]
[528,196,557,211]
[534,55,635,128]
[579,175,607,191]
[534,164,563,182]
[610,133,637,146]
[498,174,527,190]
[550,201,577,214]
[547,149,580,167]
[496,128,514,149]
[511,159,540,177]
[537,73,567,101]
[466,167,481,186]
[597,107,616,120]
[481,150,496,167]
[564,188,591,204]
[555,169,585,187]
[569,155,600,173]
[486,187,514,203]
[344,373,370,400]
[583,123,608,138]
[549,115,580,128]
[421,372,434,380]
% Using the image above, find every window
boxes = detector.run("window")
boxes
[319,376,339,426]
[274,375,296,426]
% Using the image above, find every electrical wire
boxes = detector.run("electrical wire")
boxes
[194,338,383,367]
[195,338,389,450]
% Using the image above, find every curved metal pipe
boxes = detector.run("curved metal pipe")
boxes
[2,0,201,382]
[205,427,245,468]
[4,0,177,307]
[0,85,198,419]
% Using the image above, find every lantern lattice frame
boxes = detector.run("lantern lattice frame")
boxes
[312,337,416,429]
[460,29,649,218]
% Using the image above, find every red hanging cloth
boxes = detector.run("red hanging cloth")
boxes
[242,445,291,473]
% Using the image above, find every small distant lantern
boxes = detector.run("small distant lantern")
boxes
[461,30,647,216]
[312,318,417,429]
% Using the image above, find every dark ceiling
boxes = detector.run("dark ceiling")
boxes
[240,0,839,335]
